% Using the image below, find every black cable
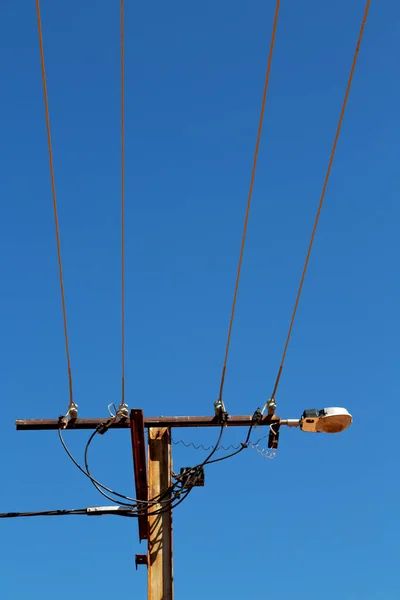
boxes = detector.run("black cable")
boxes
[83,430,135,507]
[58,421,228,518]
[0,509,88,519]
[59,427,156,505]
[83,428,184,507]
[58,428,133,499]
[139,487,193,517]
[3,427,205,525]
[206,424,254,465]
[175,425,225,482]
[81,423,225,511]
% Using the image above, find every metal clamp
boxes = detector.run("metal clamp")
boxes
[135,554,148,570]
[214,399,229,424]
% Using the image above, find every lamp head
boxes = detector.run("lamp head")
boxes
[300,407,352,434]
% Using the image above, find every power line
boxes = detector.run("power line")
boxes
[217,0,281,409]
[35,0,75,416]
[120,0,126,414]
[0,507,139,519]
[270,0,371,402]
[58,423,216,514]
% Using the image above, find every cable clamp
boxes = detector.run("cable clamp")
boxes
[214,399,229,424]
[116,403,129,419]
[96,417,116,435]
[251,408,263,426]
[58,414,68,429]
[261,397,277,417]
[59,403,78,428]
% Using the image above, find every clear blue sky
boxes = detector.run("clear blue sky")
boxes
[0,1,398,598]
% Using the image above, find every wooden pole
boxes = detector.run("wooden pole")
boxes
[147,427,173,600]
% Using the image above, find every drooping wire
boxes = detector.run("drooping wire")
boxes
[58,427,172,506]
[58,426,189,514]
[58,416,236,517]
[58,428,135,503]
[119,0,127,416]
[83,429,183,507]
[270,0,371,402]
[217,0,281,409]
[36,0,76,417]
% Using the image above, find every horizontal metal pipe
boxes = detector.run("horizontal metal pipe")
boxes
[15,414,288,431]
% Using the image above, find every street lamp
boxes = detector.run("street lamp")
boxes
[280,407,353,434]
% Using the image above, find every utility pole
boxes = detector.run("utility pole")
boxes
[19,409,351,599]
[147,427,173,600]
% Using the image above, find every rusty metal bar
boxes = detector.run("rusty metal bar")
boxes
[148,427,173,600]
[130,409,149,542]
[15,414,280,430]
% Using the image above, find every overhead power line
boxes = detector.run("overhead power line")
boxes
[35,0,75,417]
[119,0,127,416]
[0,507,139,519]
[270,0,371,402]
[217,0,282,410]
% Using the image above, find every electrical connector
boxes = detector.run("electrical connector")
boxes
[179,467,205,489]
[116,403,129,419]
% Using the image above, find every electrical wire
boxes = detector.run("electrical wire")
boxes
[172,438,242,452]
[0,509,88,519]
[83,423,225,509]
[172,431,270,452]
[205,425,254,466]
[270,0,371,402]
[83,430,134,506]
[83,429,181,507]
[59,426,188,516]
[58,427,187,517]
[59,419,235,518]
[35,0,75,416]
[119,0,126,415]
[144,488,193,517]
[196,425,225,468]
[58,428,136,503]
[0,507,146,519]
[217,0,281,409]
[172,426,225,482]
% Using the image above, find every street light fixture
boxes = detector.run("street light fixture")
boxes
[280,407,352,434]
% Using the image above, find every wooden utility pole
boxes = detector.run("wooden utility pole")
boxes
[15,411,283,600]
[147,427,173,600]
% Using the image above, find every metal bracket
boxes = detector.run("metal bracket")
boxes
[135,554,148,570]
[268,423,280,450]
[130,409,149,541]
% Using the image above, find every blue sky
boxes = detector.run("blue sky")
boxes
[0,1,399,598]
